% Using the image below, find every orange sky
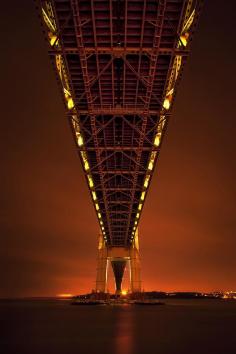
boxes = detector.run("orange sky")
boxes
[1,1,236,297]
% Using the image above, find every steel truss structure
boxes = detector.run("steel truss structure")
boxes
[38,0,202,247]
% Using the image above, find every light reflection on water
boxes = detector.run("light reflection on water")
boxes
[114,306,135,354]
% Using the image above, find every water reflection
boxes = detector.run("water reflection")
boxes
[114,307,135,354]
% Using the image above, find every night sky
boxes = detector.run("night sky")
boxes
[1,1,236,297]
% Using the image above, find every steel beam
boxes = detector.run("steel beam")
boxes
[49,47,189,56]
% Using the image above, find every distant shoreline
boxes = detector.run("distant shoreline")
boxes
[1,291,235,301]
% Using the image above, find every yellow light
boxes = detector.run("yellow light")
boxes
[76,132,83,146]
[49,34,57,46]
[95,203,99,211]
[138,203,142,211]
[98,212,101,219]
[87,175,94,188]
[84,161,89,171]
[154,133,161,147]
[154,116,166,147]
[92,191,97,201]
[134,220,137,225]
[67,97,74,110]
[81,152,90,171]
[141,191,146,201]
[148,161,153,170]
[101,226,104,231]
[78,135,83,146]
[144,175,150,188]
[136,213,140,219]
[180,33,189,47]
[121,290,127,296]
[163,97,171,110]
[148,151,157,171]
[100,220,103,225]
[133,226,136,231]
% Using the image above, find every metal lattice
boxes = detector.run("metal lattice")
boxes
[38,0,202,246]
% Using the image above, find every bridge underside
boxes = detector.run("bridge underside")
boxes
[39,0,202,292]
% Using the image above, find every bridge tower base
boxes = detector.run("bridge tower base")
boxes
[95,234,108,293]
[95,230,142,294]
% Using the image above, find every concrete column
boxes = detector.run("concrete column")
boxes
[130,230,142,293]
[95,233,108,293]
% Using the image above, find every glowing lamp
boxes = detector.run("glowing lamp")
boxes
[67,97,74,110]
[76,133,83,147]
[154,134,161,147]
[50,35,57,46]
[180,32,189,47]
[81,152,89,171]
[148,160,154,171]
[88,175,94,188]
[144,175,150,188]
[92,191,97,201]
[163,97,171,110]
[84,161,89,171]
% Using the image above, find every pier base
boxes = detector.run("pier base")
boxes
[95,230,142,294]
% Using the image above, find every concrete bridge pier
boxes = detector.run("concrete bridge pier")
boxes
[95,234,108,293]
[130,243,142,293]
[95,230,142,294]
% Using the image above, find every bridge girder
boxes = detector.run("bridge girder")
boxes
[39,0,203,247]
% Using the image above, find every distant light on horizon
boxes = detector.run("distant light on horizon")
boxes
[57,293,73,298]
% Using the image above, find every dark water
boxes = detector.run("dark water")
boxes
[1,299,236,354]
